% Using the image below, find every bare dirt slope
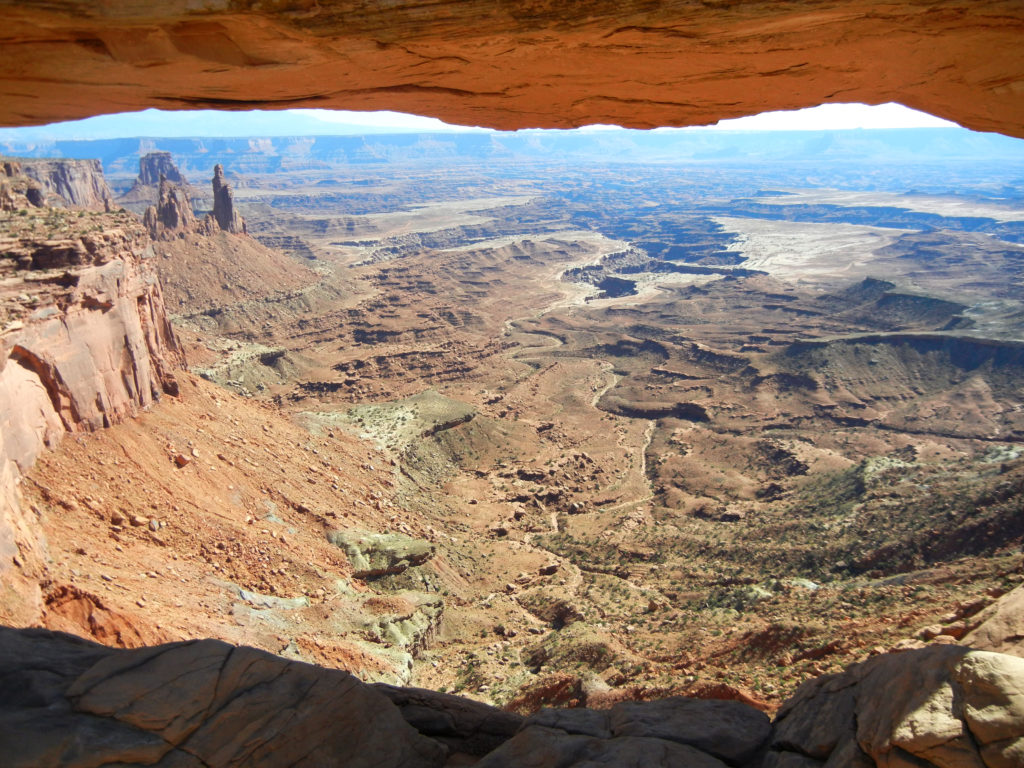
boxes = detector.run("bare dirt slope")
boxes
[25,373,448,680]
[8,156,1023,718]
[154,230,318,315]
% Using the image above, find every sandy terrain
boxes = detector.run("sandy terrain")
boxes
[756,188,1024,223]
[713,216,909,284]
[15,158,1024,713]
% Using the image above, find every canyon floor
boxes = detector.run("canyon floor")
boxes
[16,150,1024,716]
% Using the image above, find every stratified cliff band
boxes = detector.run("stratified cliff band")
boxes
[0,159,184,624]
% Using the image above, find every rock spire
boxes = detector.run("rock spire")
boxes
[142,174,197,240]
[211,164,246,235]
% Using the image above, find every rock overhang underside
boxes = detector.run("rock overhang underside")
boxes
[0,0,1021,137]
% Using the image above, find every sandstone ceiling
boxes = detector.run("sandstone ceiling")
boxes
[0,1,1022,137]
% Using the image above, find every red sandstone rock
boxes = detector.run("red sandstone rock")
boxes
[143,175,198,240]
[42,584,171,648]
[0,2,1021,137]
[1,224,183,439]
[0,162,184,625]
[210,164,246,235]
[11,158,113,211]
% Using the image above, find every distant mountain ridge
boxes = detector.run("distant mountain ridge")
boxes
[2,128,1023,182]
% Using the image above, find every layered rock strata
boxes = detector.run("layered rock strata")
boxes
[329,529,436,580]
[122,151,194,206]
[2,157,112,211]
[330,530,444,680]
[0,2,1022,137]
[0,164,184,624]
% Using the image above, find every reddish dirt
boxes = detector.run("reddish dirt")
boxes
[22,374,434,675]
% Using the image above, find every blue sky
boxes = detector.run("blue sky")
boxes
[0,102,959,142]
[667,103,957,131]
[301,102,957,132]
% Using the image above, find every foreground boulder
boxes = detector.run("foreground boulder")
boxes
[768,645,1024,767]
[962,584,1024,658]
[0,626,446,768]
[2,626,1022,768]
[475,727,732,768]
[477,696,772,768]
[374,683,525,757]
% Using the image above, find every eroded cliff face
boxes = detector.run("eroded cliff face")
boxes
[123,151,195,207]
[143,175,198,239]
[10,158,113,211]
[0,164,184,624]
[0,1,1022,137]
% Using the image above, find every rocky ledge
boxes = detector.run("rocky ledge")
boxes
[0,162,185,625]
[1,626,1020,767]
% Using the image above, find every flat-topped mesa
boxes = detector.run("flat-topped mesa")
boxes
[139,151,185,188]
[210,164,246,235]
[122,151,193,206]
[142,174,198,240]
[2,157,113,211]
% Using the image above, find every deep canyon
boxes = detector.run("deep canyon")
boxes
[1,2,1024,767]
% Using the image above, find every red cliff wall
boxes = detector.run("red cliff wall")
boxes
[0,167,184,623]
[15,158,114,211]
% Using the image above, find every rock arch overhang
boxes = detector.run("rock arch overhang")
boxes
[0,1,1022,137]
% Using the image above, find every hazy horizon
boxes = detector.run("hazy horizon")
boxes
[0,102,962,142]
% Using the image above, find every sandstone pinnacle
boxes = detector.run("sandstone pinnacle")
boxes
[211,164,246,235]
